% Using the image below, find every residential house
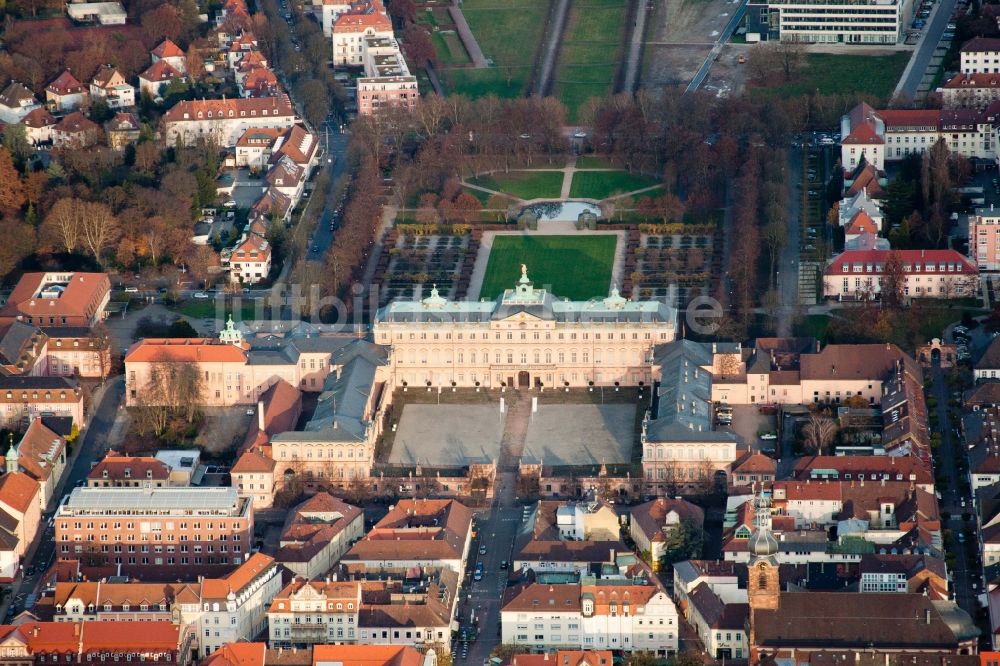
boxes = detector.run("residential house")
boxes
[941,72,1000,109]
[235,128,283,169]
[45,71,89,112]
[139,60,184,98]
[51,112,100,149]
[42,326,112,378]
[730,452,777,490]
[10,417,67,511]
[857,553,948,598]
[229,232,272,285]
[151,39,188,74]
[275,492,364,579]
[21,108,56,145]
[961,37,1000,74]
[105,112,140,150]
[331,1,393,67]
[629,498,705,569]
[86,451,174,488]
[264,156,305,202]
[89,66,135,109]
[0,82,41,124]
[685,582,749,660]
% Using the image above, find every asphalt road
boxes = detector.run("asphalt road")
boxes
[895,0,958,101]
[455,474,521,665]
[307,121,352,263]
[4,377,124,618]
[686,0,748,93]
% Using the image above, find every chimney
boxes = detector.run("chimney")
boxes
[925,608,932,624]
[544,655,549,662]
[257,401,265,430]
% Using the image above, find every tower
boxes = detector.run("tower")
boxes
[4,438,18,475]
[747,491,779,611]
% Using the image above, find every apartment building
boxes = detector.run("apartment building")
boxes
[42,327,112,378]
[822,249,979,300]
[961,37,1000,74]
[275,492,364,580]
[342,499,472,575]
[54,486,254,578]
[374,270,676,389]
[87,452,174,488]
[744,0,912,44]
[0,376,85,428]
[0,272,111,329]
[268,570,458,650]
[331,1,393,67]
[500,579,679,656]
[357,37,418,116]
[0,471,41,578]
[972,205,1000,271]
[163,96,297,147]
[229,232,272,285]
[50,554,282,658]
[0,621,192,666]
[45,70,89,112]
[629,499,705,568]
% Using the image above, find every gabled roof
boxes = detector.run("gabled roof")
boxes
[15,418,64,483]
[152,39,185,58]
[91,65,125,89]
[232,447,275,474]
[202,553,275,600]
[163,95,294,123]
[0,472,39,514]
[21,107,55,129]
[106,112,139,132]
[961,36,1000,53]
[824,249,977,276]
[87,451,171,482]
[140,60,183,83]
[845,210,879,236]
[46,71,86,96]
[54,112,99,134]
[979,336,1000,371]
[0,82,37,108]
[344,499,472,564]
[203,642,266,666]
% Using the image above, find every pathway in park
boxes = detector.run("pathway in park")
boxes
[621,0,650,93]
[559,156,578,199]
[448,0,490,68]
[533,0,572,95]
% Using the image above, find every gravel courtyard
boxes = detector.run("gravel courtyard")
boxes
[521,403,637,466]
[389,403,505,466]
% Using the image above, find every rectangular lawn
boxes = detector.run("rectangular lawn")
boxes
[749,52,909,102]
[480,235,617,300]
[553,0,627,121]
[569,170,660,199]
[468,171,564,200]
[448,0,551,97]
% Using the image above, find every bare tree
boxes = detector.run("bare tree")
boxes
[79,201,119,264]
[802,413,838,455]
[41,197,82,254]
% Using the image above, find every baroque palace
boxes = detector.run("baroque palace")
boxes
[373,266,678,389]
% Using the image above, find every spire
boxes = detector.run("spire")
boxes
[421,284,446,308]
[5,434,17,475]
[748,489,778,561]
[218,314,243,344]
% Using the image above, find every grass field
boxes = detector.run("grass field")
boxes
[445,0,551,97]
[750,52,909,101]
[569,170,660,199]
[177,300,263,320]
[480,235,617,300]
[552,0,627,122]
[468,171,564,199]
[432,32,471,66]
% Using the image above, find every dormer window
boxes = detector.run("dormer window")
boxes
[582,599,594,616]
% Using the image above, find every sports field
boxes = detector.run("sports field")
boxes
[480,234,617,300]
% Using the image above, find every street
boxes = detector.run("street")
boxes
[894,0,959,101]
[2,377,124,620]
[307,121,351,263]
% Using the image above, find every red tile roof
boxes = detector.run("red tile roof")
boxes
[204,643,267,666]
[202,553,275,600]
[877,109,945,129]
[46,70,85,95]
[87,451,171,482]
[21,107,55,129]
[163,95,294,123]
[824,249,977,276]
[942,72,1000,89]
[0,472,39,514]
[152,39,185,59]
[124,338,248,364]
[54,111,98,134]
[311,645,426,666]
[1,272,110,325]
[845,210,879,236]
[15,418,64,483]
[232,447,275,474]
[140,60,183,83]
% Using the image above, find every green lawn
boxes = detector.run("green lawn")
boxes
[446,0,552,97]
[750,52,909,102]
[480,235,617,300]
[569,170,660,199]
[432,32,471,66]
[552,0,627,121]
[468,171,564,200]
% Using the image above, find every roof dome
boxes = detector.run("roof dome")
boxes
[748,523,779,557]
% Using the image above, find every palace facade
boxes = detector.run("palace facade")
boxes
[373,267,677,389]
